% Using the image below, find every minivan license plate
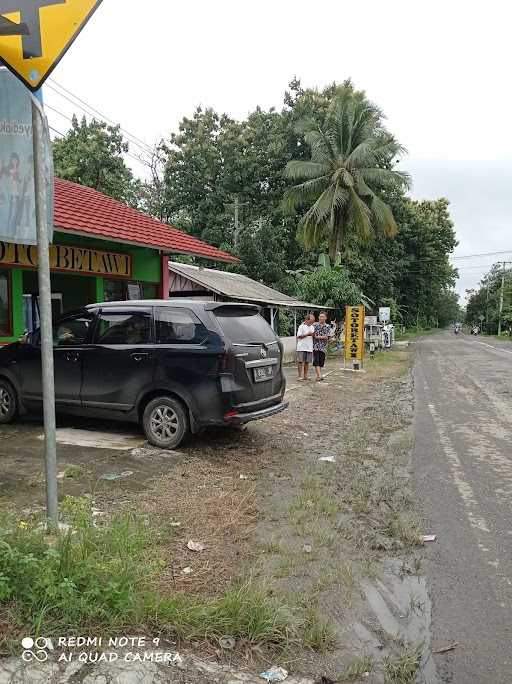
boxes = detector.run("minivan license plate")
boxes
[254,365,273,382]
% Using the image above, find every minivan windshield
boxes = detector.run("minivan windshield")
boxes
[215,309,276,344]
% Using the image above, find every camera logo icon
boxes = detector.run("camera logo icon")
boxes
[21,636,53,662]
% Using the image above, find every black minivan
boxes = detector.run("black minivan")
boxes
[0,301,288,449]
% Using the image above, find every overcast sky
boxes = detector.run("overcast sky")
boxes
[42,0,512,299]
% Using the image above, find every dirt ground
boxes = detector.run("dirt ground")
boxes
[0,351,437,683]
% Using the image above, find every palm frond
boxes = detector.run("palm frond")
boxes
[284,160,330,181]
[359,166,411,191]
[303,129,332,164]
[307,185,336,224]
[348,186,372,240]
[370,195,398,238]
[281,175,330,213]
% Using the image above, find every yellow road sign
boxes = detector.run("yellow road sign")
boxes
[0,0,102,91]
[344,305,365,362]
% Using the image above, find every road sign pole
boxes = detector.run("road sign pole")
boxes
[32,98,58,527]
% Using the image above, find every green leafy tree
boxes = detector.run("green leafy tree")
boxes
[298,266,362,310]
[434,289,462,327]
[283,86,410,262]
[466,264,512,332]
[53,115,136,204]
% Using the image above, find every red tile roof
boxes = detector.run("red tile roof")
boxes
[54,178,237,263]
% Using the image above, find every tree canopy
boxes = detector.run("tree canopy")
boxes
[466,264,512,332]
[53,115,137,205]
[52,78,459,326]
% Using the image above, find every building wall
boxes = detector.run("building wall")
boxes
[0,232,162,345]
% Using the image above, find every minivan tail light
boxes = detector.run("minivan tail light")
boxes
[224,409,238,420]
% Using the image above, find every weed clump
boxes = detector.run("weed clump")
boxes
[0,499,293,653]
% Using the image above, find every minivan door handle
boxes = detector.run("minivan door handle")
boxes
[131,352,150,362]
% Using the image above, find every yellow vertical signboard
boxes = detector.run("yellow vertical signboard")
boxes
[344,305,365,364]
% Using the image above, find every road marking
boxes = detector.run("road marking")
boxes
[473,340,512,355]
[426,402,492,537]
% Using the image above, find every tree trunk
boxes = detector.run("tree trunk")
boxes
[329,214,344,264]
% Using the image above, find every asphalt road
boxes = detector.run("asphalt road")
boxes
[413,332,512,683]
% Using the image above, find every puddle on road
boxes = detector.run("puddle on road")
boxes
[38,428,144,451]
[354,558,440,683]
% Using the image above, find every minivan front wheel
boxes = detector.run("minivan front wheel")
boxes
[142,396,189,450]
[0,379,17,424]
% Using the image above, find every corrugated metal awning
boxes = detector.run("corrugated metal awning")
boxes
[168,261,332,309]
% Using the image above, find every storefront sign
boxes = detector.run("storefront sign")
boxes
[0,241,132,277]
[344,305,365,362]
[0,68,53,245]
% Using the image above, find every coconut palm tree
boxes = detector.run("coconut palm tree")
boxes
[283,88,410,262]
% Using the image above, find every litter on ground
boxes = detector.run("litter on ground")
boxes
[259,666,288,682]
[422,534,437,543]
[187,540,206,552]
[100,471,133,481]
[434,642,458,654]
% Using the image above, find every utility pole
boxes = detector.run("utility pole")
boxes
[225,195,248,248]
[497,261,512,337]
[32,97,58,527]
[485,281,490,332]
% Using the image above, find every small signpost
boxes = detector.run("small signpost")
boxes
[344,305,365,371]
[0,0,103,526]
[379,306,391,324]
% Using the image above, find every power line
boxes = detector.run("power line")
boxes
[43,103,145,166]
[46,79,153,157]
[49,125,64,137]
[451,249,512,260]
[47,79,153,153]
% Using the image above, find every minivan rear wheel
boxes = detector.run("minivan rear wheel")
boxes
[0,379,17,424]
[142,396,189,449]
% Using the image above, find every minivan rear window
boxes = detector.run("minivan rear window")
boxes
[215,309,276,344]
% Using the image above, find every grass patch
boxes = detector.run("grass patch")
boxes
[290,476,339,521]
[386,514,423,549]
[62,465,86,479]
[340,654,374,680]
[0,502,294,654]
[312,564,357,597]
[302,608,337,653]
[384,646,422,683]
[260,539,282,555]
[368,350,413,377]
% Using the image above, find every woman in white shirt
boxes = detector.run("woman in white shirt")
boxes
[296,313,315,380]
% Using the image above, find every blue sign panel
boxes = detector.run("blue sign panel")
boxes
[0,67,53,244]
